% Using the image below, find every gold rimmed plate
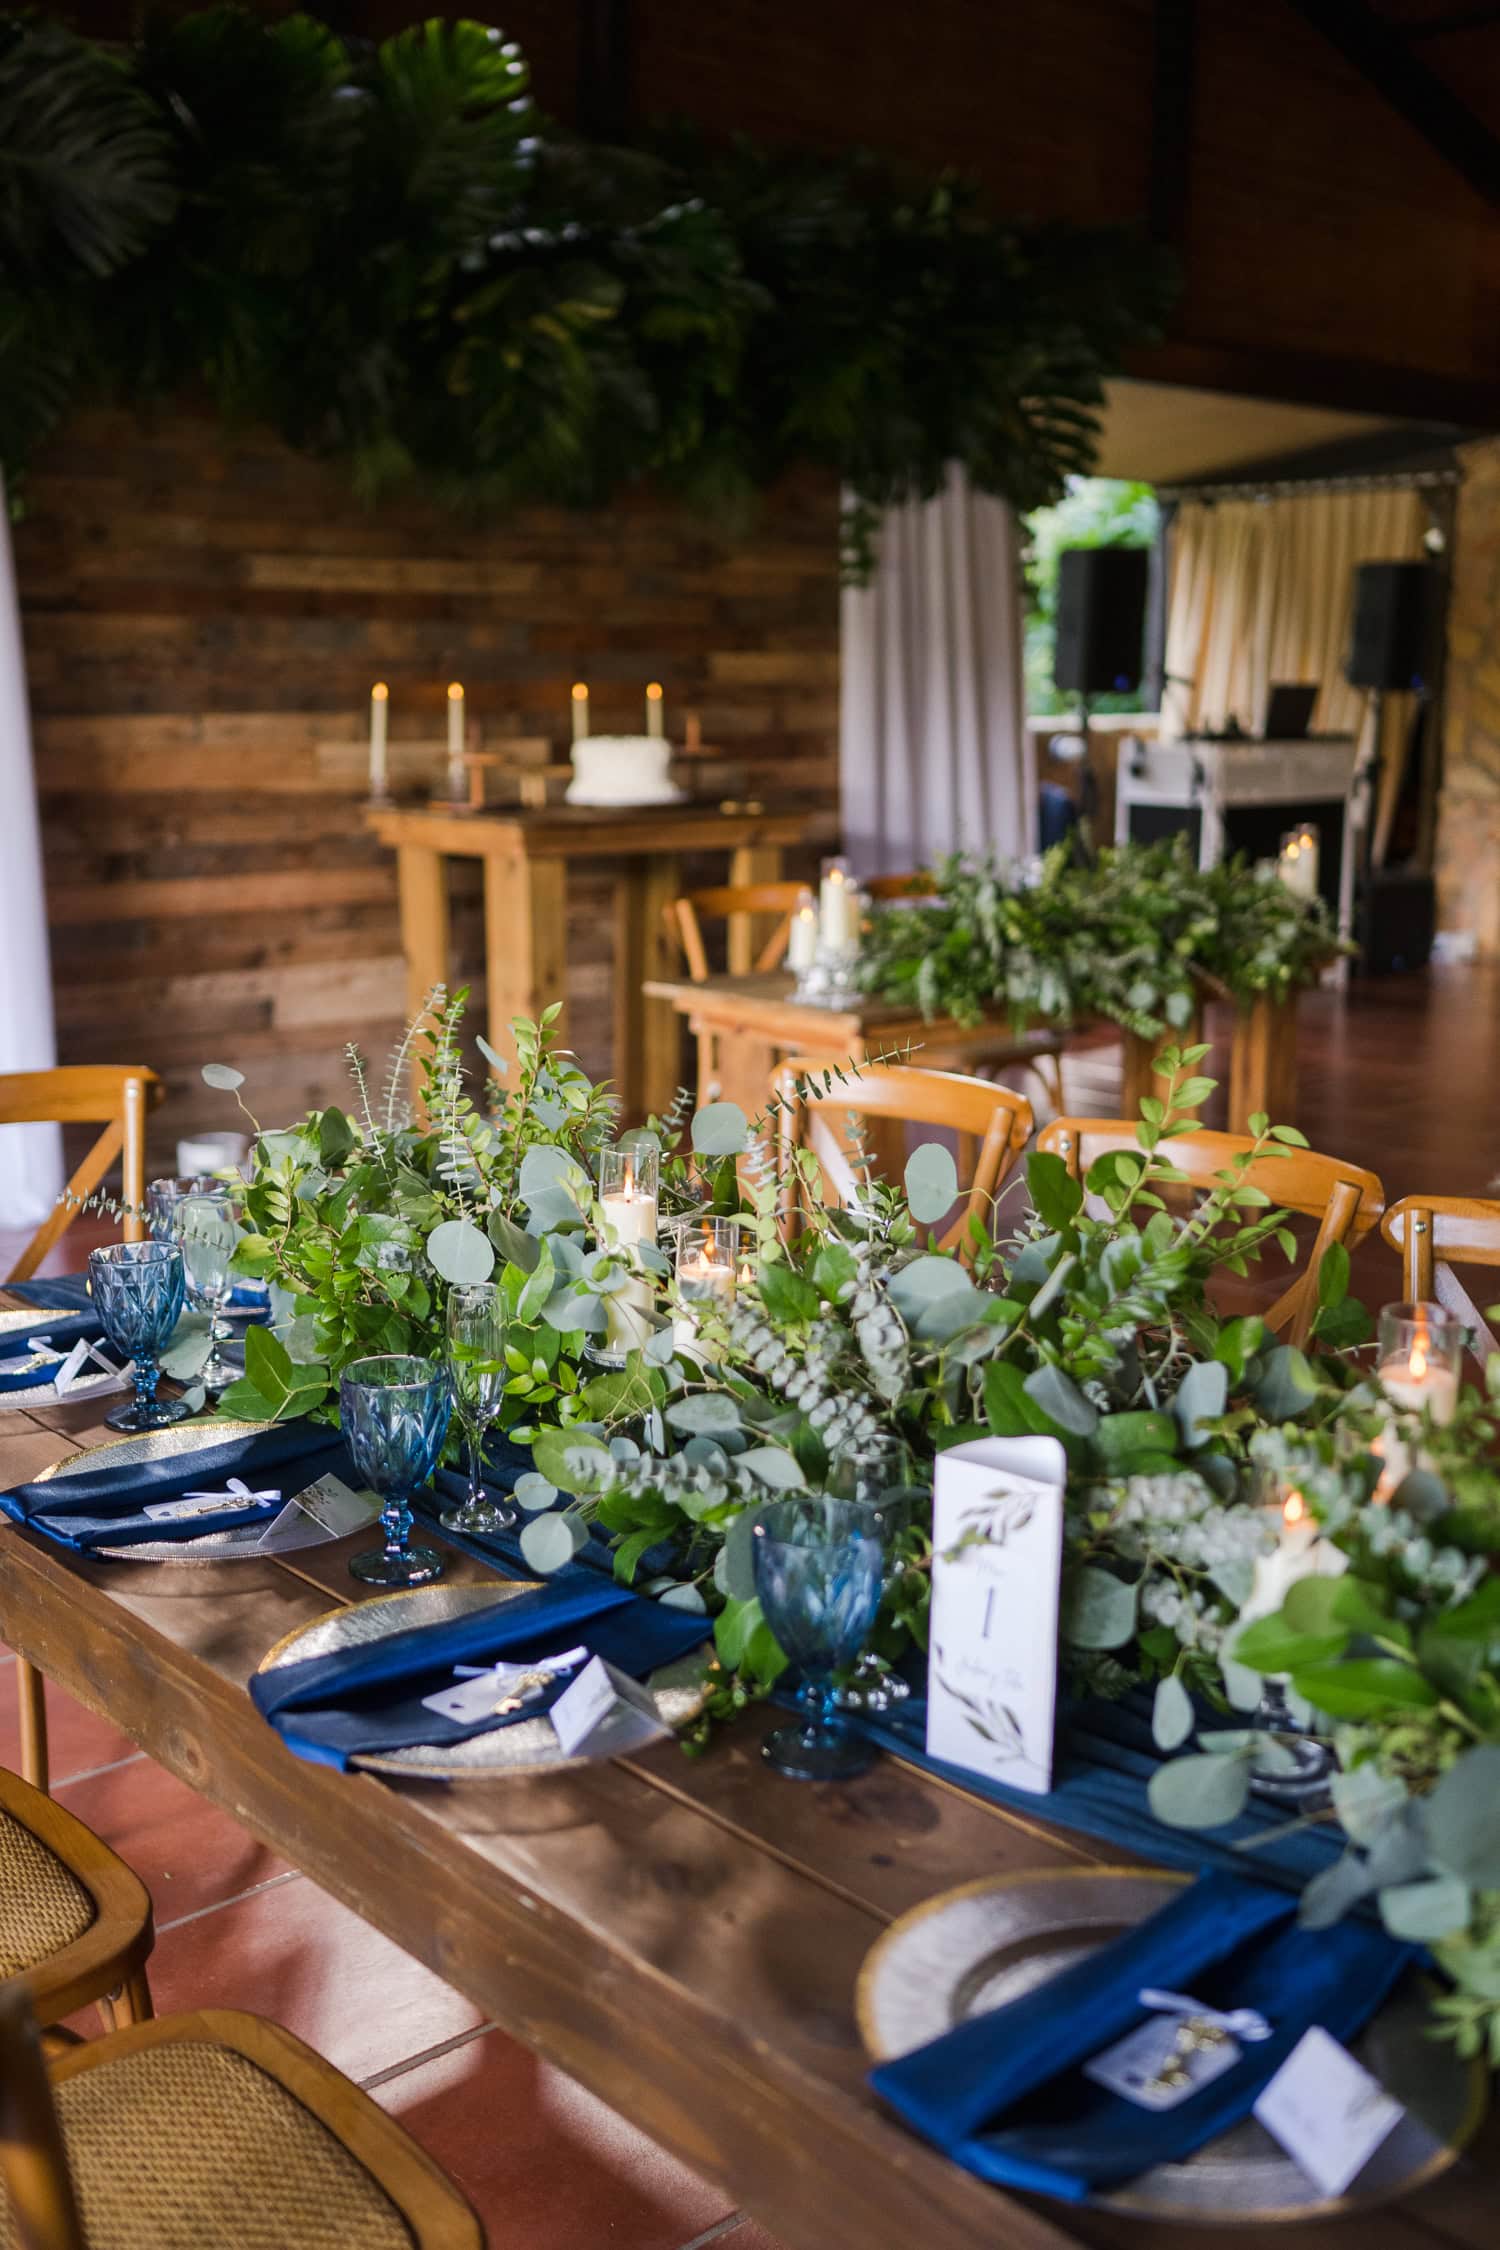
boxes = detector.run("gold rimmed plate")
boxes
[857,1867,1487,2222]
[255,1581,712,1778]
[34,1418,341,1565]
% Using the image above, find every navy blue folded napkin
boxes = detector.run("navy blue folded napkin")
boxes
[870,1870,1414,2203]
[250,1577,709,1770]
[1,1423,347,1552]
[0,1290,105,1388]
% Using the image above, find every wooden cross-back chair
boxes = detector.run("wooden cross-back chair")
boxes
[0,1764,153,2039]
[1382,1195,1500,1362]
[1036,1117,1385,1349]
[0,1982,484,2250]
[774,1059,1034,1264]
[1,1069,161,1800]
[665,870,939,983]
[0,1069,160,1285]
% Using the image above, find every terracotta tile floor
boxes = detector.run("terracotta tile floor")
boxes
[6,1654,787,2248]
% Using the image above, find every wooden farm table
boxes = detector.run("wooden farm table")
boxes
[645,974,1301,1135]
[1,1392,1494,2250]
[368,801,835,1121]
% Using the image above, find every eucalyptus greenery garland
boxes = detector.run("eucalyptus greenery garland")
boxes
[201,998,1500,2057]
[857,839,1343,1035]
[0,8,1174,567]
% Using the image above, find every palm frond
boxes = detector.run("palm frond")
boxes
[0,18,174,277]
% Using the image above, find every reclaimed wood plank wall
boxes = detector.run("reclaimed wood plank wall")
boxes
[15,413,839,1161]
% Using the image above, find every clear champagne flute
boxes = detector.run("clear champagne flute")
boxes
[442,1282,517,1536]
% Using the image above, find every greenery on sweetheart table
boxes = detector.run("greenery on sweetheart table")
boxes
[857,838,1343,1037]
[204,994,1500,2061]
[0,9,1173,571]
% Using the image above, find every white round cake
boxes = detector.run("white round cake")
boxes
[566,735,684,807]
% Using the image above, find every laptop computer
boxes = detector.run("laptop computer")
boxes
[1261,682,1319,741]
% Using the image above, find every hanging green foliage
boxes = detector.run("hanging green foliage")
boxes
[0,8,1176,566]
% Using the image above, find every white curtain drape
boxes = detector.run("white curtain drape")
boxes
[840,467,1034,875]
[1163,486,1426,740]
[0,482,63,1227]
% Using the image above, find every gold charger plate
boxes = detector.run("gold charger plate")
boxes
[34,1418,340,1564]
[857,1866,1487,2223]
[255,1580,712,1778]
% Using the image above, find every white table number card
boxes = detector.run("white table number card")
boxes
[926,1435,1066,1795]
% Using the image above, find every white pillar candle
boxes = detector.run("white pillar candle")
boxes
[1241,1489,1346,1627]
[571,682,590,742]
[446,682,466,796]
[786,892,819,974]
[599,1149,658,1357]
[1277,825,1319,902]
[646,682,665,739]
[819,859,854,954]
[369,682,389,799]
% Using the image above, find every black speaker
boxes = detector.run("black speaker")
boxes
[1356,867,1436,974]
[1346,562,1437,693]
[1053,548,1149,696]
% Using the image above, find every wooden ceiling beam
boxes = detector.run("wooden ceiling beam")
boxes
[1286,0,1500,206]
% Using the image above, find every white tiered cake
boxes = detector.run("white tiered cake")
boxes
[566,735,684,807]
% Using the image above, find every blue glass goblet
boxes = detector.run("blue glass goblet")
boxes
[751,1495,884,1781]
[88,1241,191,1434]
[341,1355,451,1589]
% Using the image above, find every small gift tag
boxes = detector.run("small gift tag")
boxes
[550,1654,670,1758]
[255,1473,381,1551]
[1084,2015,1244,2112]
[420,1647,587,1725]
[1253,2027,1405,2197]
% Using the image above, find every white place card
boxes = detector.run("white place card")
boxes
[52,1337,133,1397]
[550,1655,671,1759]
[255,1473,381,1551]
[926,1435,1066,1795]
[1084,2014,1244,2112]
[421,1647,588,1725]
[1253,2027,1404,2197]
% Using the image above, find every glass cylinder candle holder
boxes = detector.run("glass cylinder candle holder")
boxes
[786,888,820,984]
[673,1216,740,1357]
[818,856,856,956]
[598,1145,659,1359]
[1377,1303,1463,1423]
[1276,822,1320,902]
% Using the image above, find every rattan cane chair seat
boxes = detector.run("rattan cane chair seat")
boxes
[0,2041,416,2250]
[0,1806,94,1977]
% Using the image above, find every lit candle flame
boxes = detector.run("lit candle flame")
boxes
[372,681,388,702]
[1411,1332,1429,1380]
[647,682,663,702]
[447,681,463,701]
[571,682,588,702]
[622,1158,635,1202]
[1283,1489,1306,1529]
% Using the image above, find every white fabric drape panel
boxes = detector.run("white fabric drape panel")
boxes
[0,481,63,1227]
[841,468,1033,875]
[1163,487,1427,740]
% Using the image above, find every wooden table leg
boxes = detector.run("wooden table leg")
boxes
[727,843,784,974]
[482,852,568,1079]
[691,1018,780,1116]
[613,856,683,1122]
[395,843,451,1024]
[1228,992,1299,1134]
[17,1658,48,1793]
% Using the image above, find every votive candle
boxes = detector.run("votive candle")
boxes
[1277,824,1320,903]
[1373,1301,1463,1495]
[673,1216,739,1357]
[1242,1486,1346,1628]
[820,857,855,954]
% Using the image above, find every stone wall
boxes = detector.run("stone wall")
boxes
[1437,438,1500,956]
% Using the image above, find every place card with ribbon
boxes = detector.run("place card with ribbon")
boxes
[254,1472,382,1551]
[926,1434,1066,1794]
[1084,1988,1273,2113]
[420,1646,589,1725]
[145,1476,281,1525]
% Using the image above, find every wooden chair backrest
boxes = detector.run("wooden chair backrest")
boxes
[1382,1195,1500,1360]
[0,1980,89,2250]
[665,883,807,981]
[1036,1117,1385,1349]
[774,1059,1034,1261]
[0,1068,160,1284]
[864,871,937,900]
